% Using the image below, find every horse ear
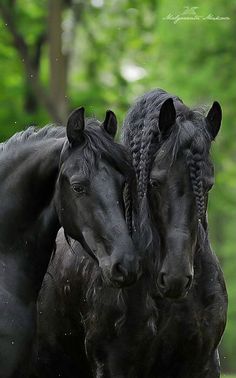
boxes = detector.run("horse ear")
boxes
[159,98,176,138]
[67,107,85,146]
[102,110,117,139]
[206,101,222,140]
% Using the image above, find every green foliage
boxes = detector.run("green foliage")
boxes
[0,0,235,372]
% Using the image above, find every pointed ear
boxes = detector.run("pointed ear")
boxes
[206,101,222,140]
[67,107,85,146]
[102,110,117,139]
[159,98,176,138]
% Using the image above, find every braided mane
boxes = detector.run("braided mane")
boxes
[123,89,181,200]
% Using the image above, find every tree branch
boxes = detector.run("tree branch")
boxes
[24,32,47,113]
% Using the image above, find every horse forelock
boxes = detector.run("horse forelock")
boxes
[60,119,133,183]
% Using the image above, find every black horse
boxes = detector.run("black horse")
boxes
[0,107,139,377]
[35,89,227,378]
[122,89,228,377]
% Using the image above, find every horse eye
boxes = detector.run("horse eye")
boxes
[72,184,86,195]
[150,179,160,189]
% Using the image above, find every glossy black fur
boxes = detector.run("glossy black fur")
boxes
[0,109,139,377]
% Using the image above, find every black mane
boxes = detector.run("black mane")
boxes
[0,120,133,179]
[123,88,211,198]
[69,119,133,179]
[0,125,65,153]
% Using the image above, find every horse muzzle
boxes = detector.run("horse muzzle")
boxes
[157,271,193,299]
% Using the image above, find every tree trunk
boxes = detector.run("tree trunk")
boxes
[0,3,64,124]
[48,0,68,125]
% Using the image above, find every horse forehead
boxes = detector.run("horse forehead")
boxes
[93,160,121,181]
[167,163,189,182]
[62,158,120,183]
[152,151,186,172]
[180,118,210,151]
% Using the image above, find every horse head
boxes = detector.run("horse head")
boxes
[54,107,140,288]
[150,98,222,298]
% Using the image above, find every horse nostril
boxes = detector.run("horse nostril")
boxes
[185,275,193,291]
[117,263,128,277]
[112,263,128,282]
[158,272,166,288]
[157,271,193,298]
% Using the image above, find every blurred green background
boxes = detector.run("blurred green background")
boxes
[0,0,235,374]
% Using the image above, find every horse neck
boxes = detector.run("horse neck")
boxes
[0,138,64,298]
[194,227,218,277]
[193,220,219,280]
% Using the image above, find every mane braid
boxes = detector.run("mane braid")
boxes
[138,113,160,199]
[188,151,205,222]
[125,96,148,184]
[123,183,133,236]
[123,89,181,200]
